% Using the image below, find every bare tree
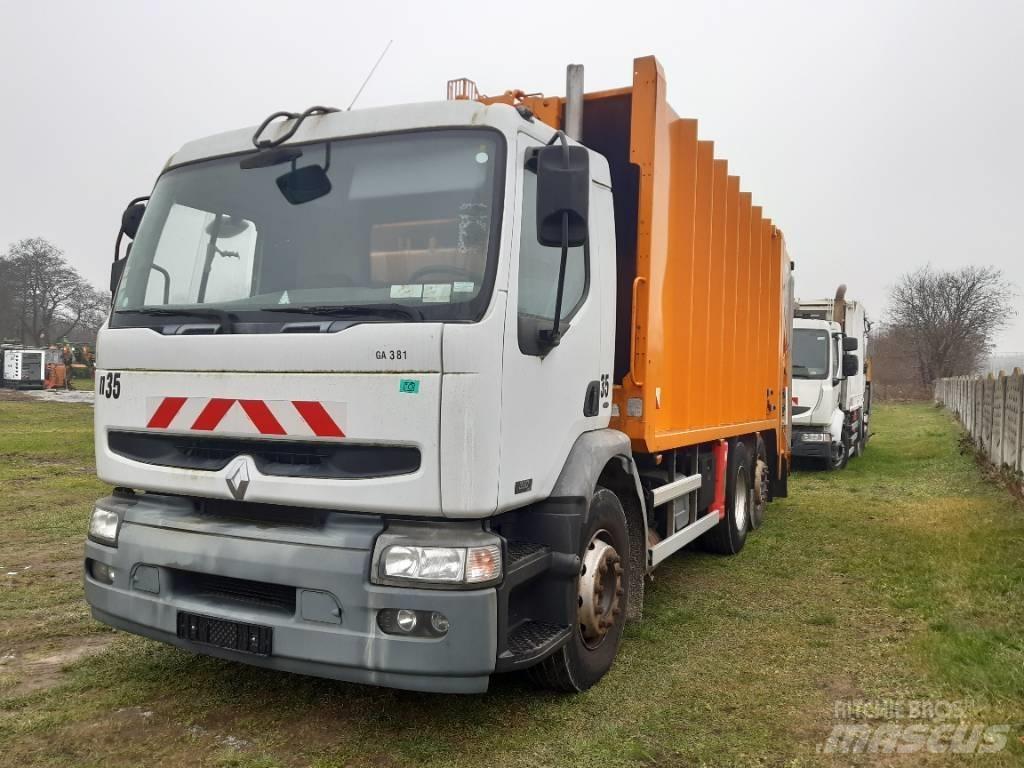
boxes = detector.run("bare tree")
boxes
[888,265,1016,386]
[0,238,108,345]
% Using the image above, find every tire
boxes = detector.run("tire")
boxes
[700,440,751,555]
[530,488,630,693]
[823,433,848,471]
[749,438,768,530]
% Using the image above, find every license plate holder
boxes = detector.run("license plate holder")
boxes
[176,612,272,656]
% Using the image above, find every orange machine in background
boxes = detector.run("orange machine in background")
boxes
[473,56,794,489]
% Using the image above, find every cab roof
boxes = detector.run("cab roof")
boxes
[167,100,611,186]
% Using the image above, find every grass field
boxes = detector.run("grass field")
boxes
[1,401,1022,767]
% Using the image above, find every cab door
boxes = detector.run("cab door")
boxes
[497,136,609,509]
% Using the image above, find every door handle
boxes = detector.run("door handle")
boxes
[584,380,600,417]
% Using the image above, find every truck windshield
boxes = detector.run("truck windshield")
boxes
[113,129,504,326]
[793,329,830,379]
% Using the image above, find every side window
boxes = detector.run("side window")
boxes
[517,170,587,322]
[143,204,257,305]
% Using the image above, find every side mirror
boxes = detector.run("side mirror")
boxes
[121,202,146,240]
[842,336,859,352]
[842,353,859,377]
[535,143,589,247]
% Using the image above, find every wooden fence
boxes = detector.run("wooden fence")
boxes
[934,369,1024,474]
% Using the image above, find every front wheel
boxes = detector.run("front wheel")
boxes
[530,488,630,692]
[824,435,848,471]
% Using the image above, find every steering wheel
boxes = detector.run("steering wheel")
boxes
[408,265,478,283]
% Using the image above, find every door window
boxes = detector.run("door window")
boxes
[517,171,587,322]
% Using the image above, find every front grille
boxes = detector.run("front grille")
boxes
[199,498,328,528]
[108,431,420,479]
[170,569,296,613]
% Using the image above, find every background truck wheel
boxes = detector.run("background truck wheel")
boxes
[530,488,629,693]
[750,437,768,530]
[700,441,751,555]
[824,435,848,471]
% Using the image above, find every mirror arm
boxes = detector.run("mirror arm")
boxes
[113,230,125,263]
[540,213,570,350]
[152,264,171,305]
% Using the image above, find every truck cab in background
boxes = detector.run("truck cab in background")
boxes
[791,286,870,470]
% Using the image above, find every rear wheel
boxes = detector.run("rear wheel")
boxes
[530,488,629,692]
[701,441,752,554]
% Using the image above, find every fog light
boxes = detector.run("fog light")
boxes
[395,609,418,633]
[89,559,115,585]
[377,609,449,638]
[429,611,449,634]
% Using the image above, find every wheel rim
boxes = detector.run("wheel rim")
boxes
[734,470,749,532]
[577,529,623,650]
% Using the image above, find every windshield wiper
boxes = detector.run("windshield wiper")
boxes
[116,307,236,333]
[260,304,423,321]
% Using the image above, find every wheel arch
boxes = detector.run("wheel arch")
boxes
[550,429,647,621]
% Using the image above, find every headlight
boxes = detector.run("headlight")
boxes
[801,432,828,442]
[379,544,502,586]
[88,506,120,546]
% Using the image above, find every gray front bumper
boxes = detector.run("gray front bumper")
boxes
[84,494,497,694]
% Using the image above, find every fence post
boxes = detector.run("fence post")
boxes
[993,373,1007,466]
[1004,370,1023,473]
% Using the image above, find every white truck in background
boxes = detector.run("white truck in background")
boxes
[791,286,871,470]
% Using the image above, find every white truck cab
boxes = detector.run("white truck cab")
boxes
[86,98,632,694]
[791,287,870,469]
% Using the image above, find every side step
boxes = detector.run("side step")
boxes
[496,620,572,670]
[495,541,575,672]
[648,512,720,567]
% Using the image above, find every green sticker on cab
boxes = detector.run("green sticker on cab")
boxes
[399,379,420,394]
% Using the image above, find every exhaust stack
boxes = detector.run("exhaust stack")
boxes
[833,284,848,328]
[565,64,584,141]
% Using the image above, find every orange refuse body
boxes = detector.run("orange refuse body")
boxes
[478,55,794,479]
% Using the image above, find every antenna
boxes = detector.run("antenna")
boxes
[347,40,394,111]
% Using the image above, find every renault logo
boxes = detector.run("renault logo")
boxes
[225,458,251,501]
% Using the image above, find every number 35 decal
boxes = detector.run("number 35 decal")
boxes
[99,371,121,399]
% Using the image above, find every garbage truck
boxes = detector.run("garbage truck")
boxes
[84,56,794,693]
[792,286,870,469]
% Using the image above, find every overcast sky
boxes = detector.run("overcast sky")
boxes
[2,0,1021,351]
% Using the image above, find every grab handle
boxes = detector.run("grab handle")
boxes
[629,276,647,387]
